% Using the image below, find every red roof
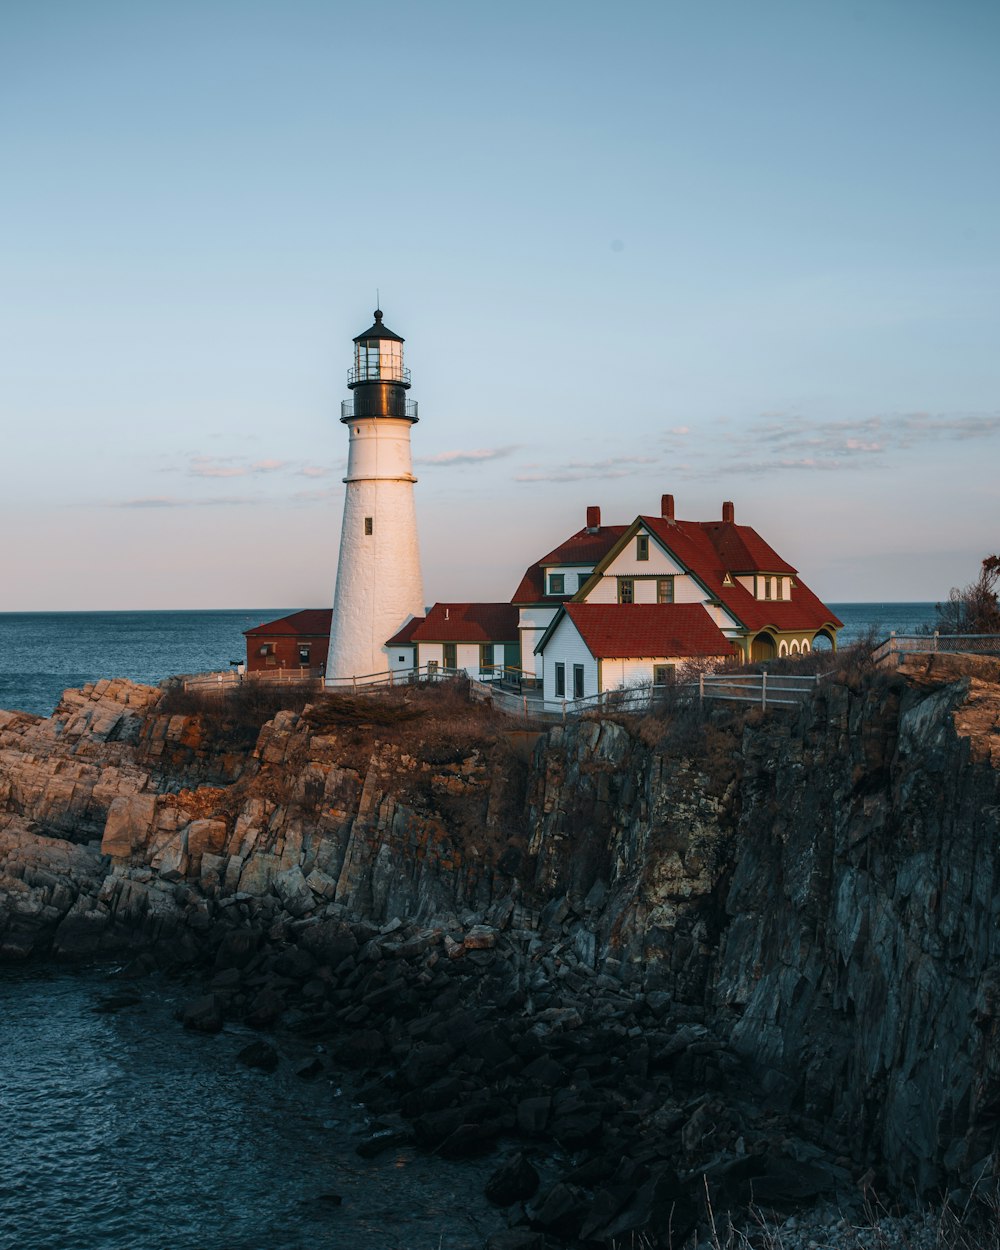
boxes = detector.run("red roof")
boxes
[511,525,627,604]
[640,517,841,633]
[411,603,519,643]
[385,616,424,646]
[244,609,332,638]
[561,603,737,659]
[697,521,796,575]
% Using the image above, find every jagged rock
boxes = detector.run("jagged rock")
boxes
[236,1039,279,1072]
[484,1151,540,1206]
[181,993,224,1033]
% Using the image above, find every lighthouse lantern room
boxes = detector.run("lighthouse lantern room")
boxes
[325,310,425,683]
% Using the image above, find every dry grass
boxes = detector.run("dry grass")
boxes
[157,682,313,747]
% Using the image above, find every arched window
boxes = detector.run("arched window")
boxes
[778,640,788,656]
[790,640,800,655]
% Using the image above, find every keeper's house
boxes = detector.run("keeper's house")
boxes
[515,495,841,704]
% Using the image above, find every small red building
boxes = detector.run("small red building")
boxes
[243,609,333,674]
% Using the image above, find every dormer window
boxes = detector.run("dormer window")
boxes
[548,573,565,594]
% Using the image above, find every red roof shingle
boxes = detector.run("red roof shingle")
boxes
[244,609,332,638]
[385,616,424,646]
[561,603,737,659]
[411,603,519,643]
[640,517,841,634]
[511,525,627,604]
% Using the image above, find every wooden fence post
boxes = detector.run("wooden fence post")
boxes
[761,671,767,709]
[699,672,704,705]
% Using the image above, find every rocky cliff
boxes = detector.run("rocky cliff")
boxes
[1,657,998,1212]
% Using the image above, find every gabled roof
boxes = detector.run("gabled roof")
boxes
[411,602,519,643]
[639,517,841,632]
[511,525,628,604]
[549,603,737,659]
[697,521,796,575]
[385,616,424,646]
[244,609,332,638]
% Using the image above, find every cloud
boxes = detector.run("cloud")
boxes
[514,454,660,483]
[187,455,288,478]
[296,464,336,478]
[702,409,1000,476]
[115,495,257,508]
[416,445,517,467]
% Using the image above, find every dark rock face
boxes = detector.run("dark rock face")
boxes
[711,660,1000,1193]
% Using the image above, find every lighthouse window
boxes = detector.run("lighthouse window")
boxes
[364,517,373,535]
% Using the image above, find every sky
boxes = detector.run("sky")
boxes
[2,0,998,610]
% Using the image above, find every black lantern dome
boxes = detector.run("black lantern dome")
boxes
[343,309,417,423]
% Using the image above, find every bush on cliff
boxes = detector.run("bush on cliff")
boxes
[935,554,1000,636]
[158,682,312,747]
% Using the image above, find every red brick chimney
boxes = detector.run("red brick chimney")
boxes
[586,505,601,531]
[722,501,735,523]
[661,494,675,520]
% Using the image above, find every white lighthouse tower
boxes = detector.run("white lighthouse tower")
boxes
[325,310,424,683]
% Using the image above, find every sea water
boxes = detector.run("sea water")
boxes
[0,604,939,719]
[0,966,496,1250]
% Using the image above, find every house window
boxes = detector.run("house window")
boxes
[398,655,406,663]
[427,660,439,675]
[764,577,772,601]
[554,662,565,697]
[657,577,674,604]
[573,664,585,699]
[776,578,784,601]
[298,646,310,664]
[364,517,373,535]
[480,643,494,670]
[637,535,649,561]
[618,578,634,604]
[443,643,457,670]
[259,645,272,656]
[577,572,589,592]
[653,664,675,685]
[548,573,565,594]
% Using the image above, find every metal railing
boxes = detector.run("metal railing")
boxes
[341,399,418,421]
[347,364,410,386]
[871,632,1000,666]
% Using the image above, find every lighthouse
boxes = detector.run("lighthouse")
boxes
[325,310,424,683]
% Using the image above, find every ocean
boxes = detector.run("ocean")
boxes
[0,604,940,719]
[0,966,496,1250]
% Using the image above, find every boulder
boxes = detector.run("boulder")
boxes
[485,1151,540,1206]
